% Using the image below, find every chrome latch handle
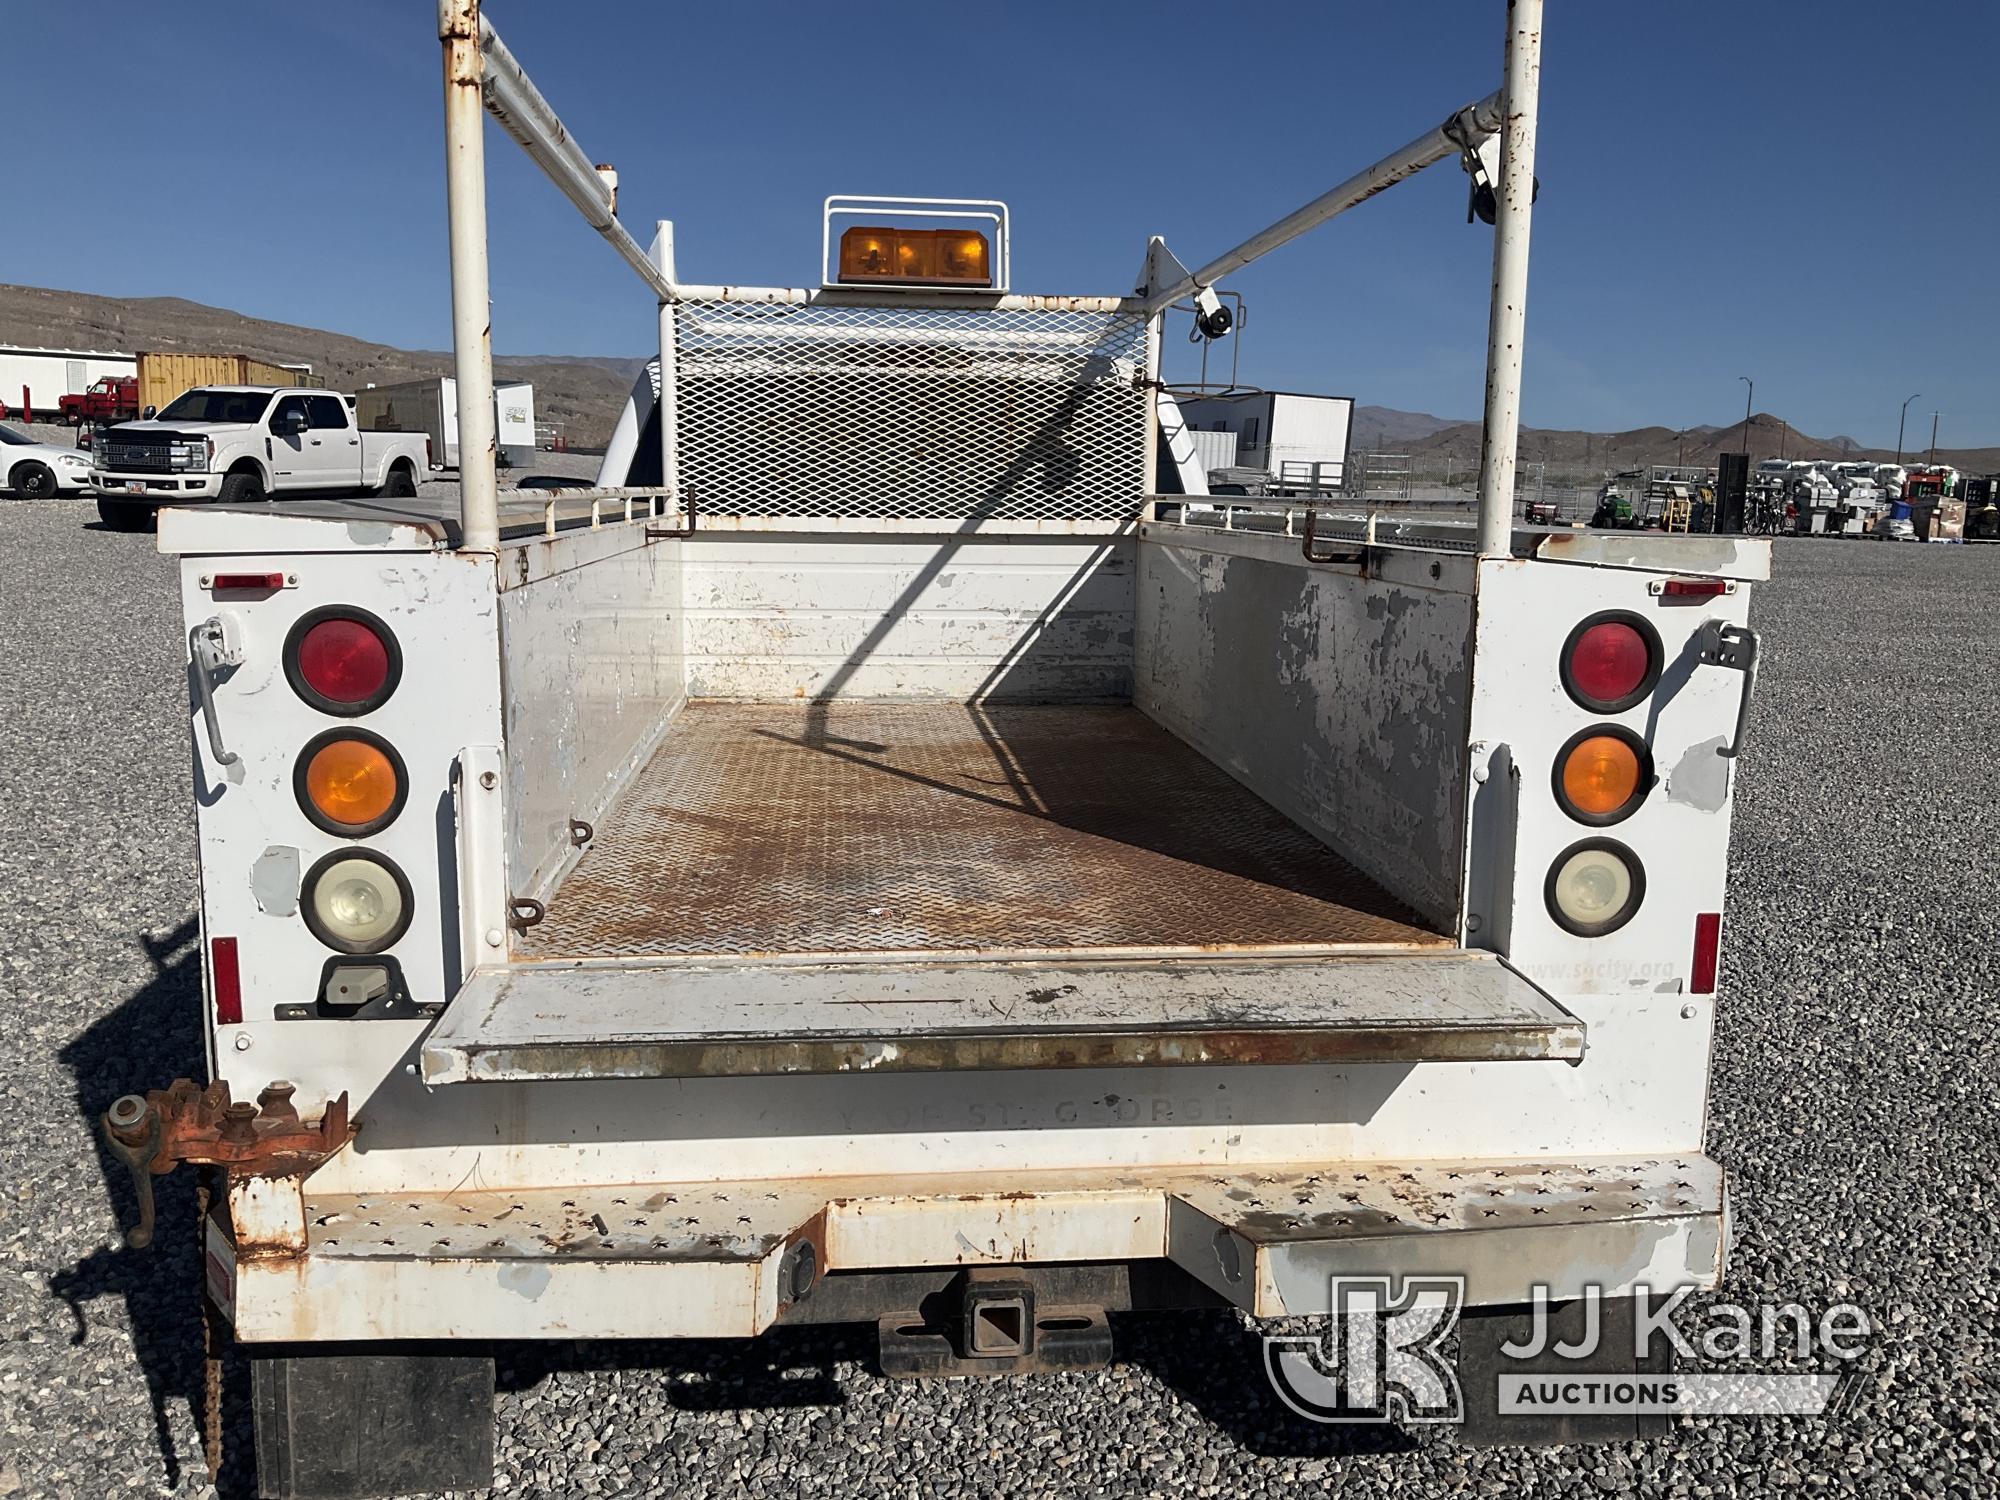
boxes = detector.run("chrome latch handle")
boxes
[189,616,243,768]
[1697,620,1760,759]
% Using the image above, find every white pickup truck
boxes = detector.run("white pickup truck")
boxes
[91,385,428,530]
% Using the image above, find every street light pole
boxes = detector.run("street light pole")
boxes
[1928,410,1939,466]
[1738,375,1753,456]
[1896,392,1920,468]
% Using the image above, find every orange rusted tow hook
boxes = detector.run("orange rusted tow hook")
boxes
[101,1079,355,1250]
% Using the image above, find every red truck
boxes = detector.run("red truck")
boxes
[57,375,139,426]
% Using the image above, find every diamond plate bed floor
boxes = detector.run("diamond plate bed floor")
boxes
[527,703,1448,958]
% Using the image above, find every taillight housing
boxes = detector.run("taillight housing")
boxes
[1545,837,1646,938]
[1552,724,1653,826]
[284,605,401,716]
[1560,611,1661,714]
[301,849,414,955]
[294,727,408,836]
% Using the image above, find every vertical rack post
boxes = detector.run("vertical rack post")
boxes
[1475,0,1544,558]
[440,0,501,552]
[650,222,680,520]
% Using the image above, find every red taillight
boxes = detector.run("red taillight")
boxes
[284,606,401,716]
[211,936,243,1025]
[1661,578,1728,598]
[1691,912,1721,994]
[212,571,286,593]
[1561,612,1661,713]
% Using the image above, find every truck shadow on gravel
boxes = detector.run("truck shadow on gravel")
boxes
[46,916,224,1494]
[495,1311,1415,1461]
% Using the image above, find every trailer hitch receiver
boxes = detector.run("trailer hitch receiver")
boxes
[101,1079,355,1250]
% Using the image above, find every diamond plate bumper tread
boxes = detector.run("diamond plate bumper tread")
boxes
[528,703,1447,958]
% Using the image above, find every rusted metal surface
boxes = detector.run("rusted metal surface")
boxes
[107,1079,352,1176]
[221,1153,1719,1341]
[669,285,1140,314]
[102,1080,354,1251]
[528,703,1443,959]
[1535,530,1772,581]
[300,1181,822,1264]
[1299,509,1366,565]
[420,951,1580,1084]
[1170,1155,1727,1314]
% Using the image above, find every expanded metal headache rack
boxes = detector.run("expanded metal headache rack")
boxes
[435,0,1548,557]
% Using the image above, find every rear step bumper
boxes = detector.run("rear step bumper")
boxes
[419,951,1584,1083]
[216,1156,1723,1342]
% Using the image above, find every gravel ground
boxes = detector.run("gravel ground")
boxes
[0,501,1994,1498]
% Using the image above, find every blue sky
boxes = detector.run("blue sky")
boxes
[12,1,1996,446]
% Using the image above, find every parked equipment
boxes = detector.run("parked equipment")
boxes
[57,374,140,426]
[0,344,137,423]
[355,376,536,470]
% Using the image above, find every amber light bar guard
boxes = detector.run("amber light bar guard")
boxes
[823,196,1009,293]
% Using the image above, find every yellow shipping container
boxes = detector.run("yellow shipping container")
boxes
[135,352,325,414]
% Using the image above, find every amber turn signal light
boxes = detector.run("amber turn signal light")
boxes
[1552,725,1651,826]
[837,226,992,287]
[295,728,407,837]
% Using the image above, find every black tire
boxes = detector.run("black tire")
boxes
[11,461,57,499]
[96,497,155,531]
[217,467,266,505]
[380,464,417,499]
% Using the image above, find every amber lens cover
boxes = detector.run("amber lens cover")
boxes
[838,226,991,286]
[304,737,401,829]
[1561,733,1643,817]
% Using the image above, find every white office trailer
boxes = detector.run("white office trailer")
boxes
[1185,426,1238,475]
[1177,390,1354,492]
[0,345,136,417]
[354,376,536,469]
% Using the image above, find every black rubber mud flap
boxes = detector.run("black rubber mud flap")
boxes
[1457,1295,1676,1447]
[251,1346,495,1499]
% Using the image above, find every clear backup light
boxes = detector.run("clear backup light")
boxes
[302,850,413,954]
[1545,837,1645,937]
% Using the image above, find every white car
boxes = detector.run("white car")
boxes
[0,424,93,498]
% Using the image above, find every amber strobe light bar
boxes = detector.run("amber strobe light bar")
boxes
[838,226,991,287]
[824,196,1009,292]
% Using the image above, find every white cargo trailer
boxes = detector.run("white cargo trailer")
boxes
[354,375,535,469]
[1178,389,1354,491]
[1185,424,1238,475]
[104,3,1772,1492]
[0,344,135,419]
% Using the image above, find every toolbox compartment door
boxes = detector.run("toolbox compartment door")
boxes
[419,950,1583,1084]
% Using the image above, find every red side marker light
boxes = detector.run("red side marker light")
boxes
[1662,578,1728,598]
[1690,912,1721,994]
[212,572,287,593]
[211,936,244,1025]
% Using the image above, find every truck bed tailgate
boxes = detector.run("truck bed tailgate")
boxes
[420,951,1583,1083]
